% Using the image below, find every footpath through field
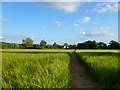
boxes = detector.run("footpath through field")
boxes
[70,52,100,88]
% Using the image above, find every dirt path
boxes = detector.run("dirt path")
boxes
[70,52,100,88]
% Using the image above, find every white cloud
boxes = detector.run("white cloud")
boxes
[0,17,7,22]
[39,2,80,12]
[93,3,118,13]
[55,21,65,26]
[80,27,113,37]
[0,35,3,39]
[74,16,91,27]
[73,23,80,27]
[80,16,91,24]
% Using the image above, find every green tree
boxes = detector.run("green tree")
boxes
[46,44,51,49]
[63,43,69,49]
[0,42,2,49]
[84,40,98,49]
[98,42,107,49]
[52,42,58,49]
[108,40,120,49]
[22,38,33,48]
[14,44,20,49]
[33,44,41,49]
[40,40,47,49]
[77,43,85,49]
[69,44,77,49]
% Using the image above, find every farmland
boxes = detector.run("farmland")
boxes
[1,49,120,88]
[2,50,70,88]
[2,1,119,89]
[77,52,120,88]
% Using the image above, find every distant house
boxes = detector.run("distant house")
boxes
[63,46,69,49]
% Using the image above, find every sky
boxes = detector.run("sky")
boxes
[0,2,119,45]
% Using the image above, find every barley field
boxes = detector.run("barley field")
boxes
[77,52,120,88]
[1,49,120,88]
[2,51,70,88]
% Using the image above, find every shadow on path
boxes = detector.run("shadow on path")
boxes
[70,52,100,88]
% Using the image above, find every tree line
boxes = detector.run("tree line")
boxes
[0,37,120,49]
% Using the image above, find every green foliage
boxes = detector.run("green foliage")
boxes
[1,42,20,49]
[22,38,33,48]
[40,40,47,49]
[77,52,119,88]
[77,40,98,49]
[46,44,52,49]
[52,42,58,49]
[1,40,120,49]
[63,43,69,49]
[69,44,77,49]
[33,44,41,49]
[2,51,70,88]
[108,40,120,49]
[98,42,107,49]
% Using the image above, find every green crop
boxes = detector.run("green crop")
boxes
[2,52,70,88]
[2,49,119,88]
[77,52,120,88]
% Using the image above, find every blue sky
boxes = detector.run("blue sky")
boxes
[0,2,118,45]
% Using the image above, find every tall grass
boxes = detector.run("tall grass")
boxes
[2,52,70,88]
[77,52,119,88]
[2,49,119,88]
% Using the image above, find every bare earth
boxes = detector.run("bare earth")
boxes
[70,52,100,88]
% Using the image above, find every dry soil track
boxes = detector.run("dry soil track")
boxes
[70,52,100,89]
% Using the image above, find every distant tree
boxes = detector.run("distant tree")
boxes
[63,43,69,49]
[33,44,41,49]
[77,40,98,49]
[103,43,107,49]
[77,43,85,49]
[52,42,58,49]
[1,42,20,49]
[84,40,98,49]
[93,40,98,48]
[1,42,7,49]
[2,39,120,49]
[14,44,20,49]
[98,42,107,49]
[46,44,51,49]
[19,44,24,49]
[0,42,2,49]
[8,43,15,48]
[57,45,62,49]
[69,44,77,49]
[108,40,120,49]
[40,40,47,49]
[53,42,57,46]
[22,38,33,48]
